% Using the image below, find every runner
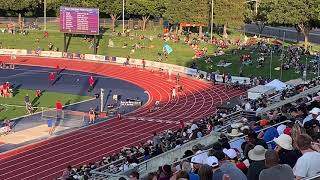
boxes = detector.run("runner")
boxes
[176,73,180,85]
[88,75,94,91]
[88,108,95,124]
[49,72,55,85]
[56,65,61,75]
[142,59,146,69]
[171,87,177,99]
[47,118,54,135]
[36,89,41,97]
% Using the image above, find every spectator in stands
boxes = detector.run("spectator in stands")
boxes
[242,131,268,159]
[158,164,172,180]
[129,171,140,180]
[147,172,158,180]
[293,134,320,179]
[153,132,161,146]
[182,161,199,180]
[198,164,213,180]
[61,165,72,180]
[260,119,279,149]
[274,134,301,168]
[191,144,208,165]
[176,170,190,180]
[213,151,247,180]
[247,145,267,180]
[302,107,320,125]
[259,149,294,180]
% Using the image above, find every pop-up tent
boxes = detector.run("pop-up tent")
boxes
[265,79,288,91]
[247,85,276,100]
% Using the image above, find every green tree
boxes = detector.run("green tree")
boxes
[127,0,165,31]
[267,0,320,49]
[244,0,271,37]
[97,0,122,32]
[213,0,245,38]
[0,0,40,28]
[164,0,209,35]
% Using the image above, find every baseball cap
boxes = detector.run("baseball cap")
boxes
[309,108,320,115]
[223,148,237,159]
[206,156,219,168]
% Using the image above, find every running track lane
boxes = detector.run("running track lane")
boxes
[0,56,244,180]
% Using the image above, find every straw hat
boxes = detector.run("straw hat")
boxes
[273,134,293,150]
[248,145,267,161]
[227,129,243,137]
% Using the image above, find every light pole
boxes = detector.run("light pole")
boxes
[210,0,214,42]
[280,31,286,80]
[122,0,125,34]
[44,0,47,31]
[269,50,273,79]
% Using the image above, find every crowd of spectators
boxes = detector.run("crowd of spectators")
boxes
[142,93,320,180]
[59,75,320,180]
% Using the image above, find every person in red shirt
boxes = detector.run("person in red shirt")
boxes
[88,75,94,91]
[56,100,63,120]
[56,100,62,110]
[56,65,61,75]
[49,72,55,85]
[179,120,185,130]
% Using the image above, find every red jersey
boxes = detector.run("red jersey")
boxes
[56,65,60,73]
[49,73,55,81]
[56,101,62,110]
[89,76,94,87]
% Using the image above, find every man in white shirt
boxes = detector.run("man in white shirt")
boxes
[293,134,320,180]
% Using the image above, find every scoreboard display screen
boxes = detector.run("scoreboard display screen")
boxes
[60,6,99,35]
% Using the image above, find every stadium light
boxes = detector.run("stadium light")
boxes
[210,0,213,42]
[44,0,47,31]
[122,0,125,34]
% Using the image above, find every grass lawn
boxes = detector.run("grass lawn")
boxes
[0,24,319,81]
[0,89,92,121]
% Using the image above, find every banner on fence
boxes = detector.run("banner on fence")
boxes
[215,74,251,84]
[40,51,63,58]
[84,54,105,61]
[0,49,27,55]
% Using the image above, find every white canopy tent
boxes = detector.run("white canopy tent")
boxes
[247,85,276,100]
[265,79,288,91]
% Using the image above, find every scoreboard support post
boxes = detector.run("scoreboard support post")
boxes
[93,35,97,55]
[63,33,72,52]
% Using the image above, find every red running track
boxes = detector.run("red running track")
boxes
[0,56,244,180]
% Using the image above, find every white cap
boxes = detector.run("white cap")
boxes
[309,108,320,115]
[223,148,237,159]
[206,156,219,167]
[191,155,203,164]
[277,124,286,135]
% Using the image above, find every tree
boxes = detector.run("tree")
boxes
[0,0,40,28]
[267,0,320,49]
[213,0,245,38]
[164,0,209,35]
[97,0,122,32]
[244,0,271,37]
[127,0,165,31]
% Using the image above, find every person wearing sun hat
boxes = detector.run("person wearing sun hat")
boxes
[247,145,267,180]
[274,134,302,168]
